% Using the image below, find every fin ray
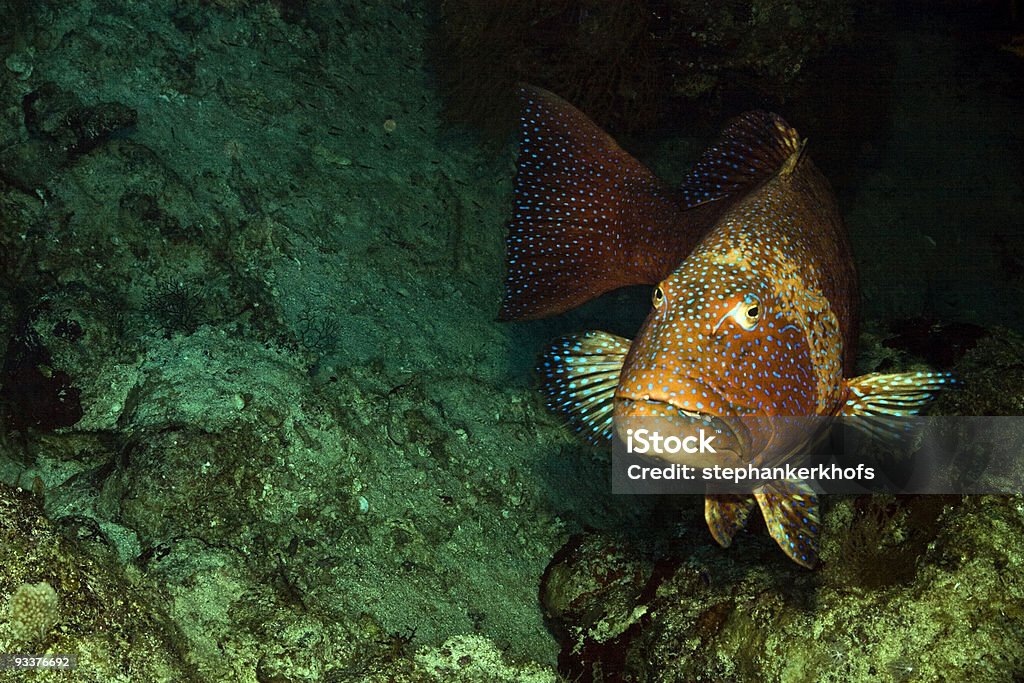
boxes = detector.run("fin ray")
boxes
[841,371,955,418]
[537,331,630,444]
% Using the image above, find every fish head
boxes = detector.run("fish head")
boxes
[613,255,820,466]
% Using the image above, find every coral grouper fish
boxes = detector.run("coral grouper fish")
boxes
[498,85,953,568]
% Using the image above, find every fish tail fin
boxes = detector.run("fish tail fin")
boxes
[754,480,820,569]
[705,494,757,548]
[498,85,697,321]
[536,330,631,444]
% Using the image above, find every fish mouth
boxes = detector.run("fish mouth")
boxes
[614,380,738,432]
[613,397,749,468]
[675,406,714,421]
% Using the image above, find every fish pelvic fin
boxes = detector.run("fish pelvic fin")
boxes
[678,111,804,207]
[754,480,820,569]
[537,331,630,445]
[705,494,757,548]
[498,85,698,321]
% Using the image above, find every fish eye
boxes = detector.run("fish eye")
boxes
[730,294,761,330]
[652,286,665,308]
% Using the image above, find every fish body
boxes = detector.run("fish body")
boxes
[500,86,952,567]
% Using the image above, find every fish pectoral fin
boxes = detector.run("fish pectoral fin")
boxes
[537,331,631,445]
[840,371,955,418]
[754,480,820,569]
[498,85,696,321]
[705,494,757,548]
[838,371,955,441]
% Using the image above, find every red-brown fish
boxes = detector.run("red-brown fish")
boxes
[499,86,952,567]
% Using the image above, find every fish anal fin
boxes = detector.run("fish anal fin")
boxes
[705,494,757,548]
[499,85,703,321]
[537,330,631,445]
[754,480,820,569]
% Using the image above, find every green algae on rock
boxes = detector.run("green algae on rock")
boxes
[541,494,1024,682]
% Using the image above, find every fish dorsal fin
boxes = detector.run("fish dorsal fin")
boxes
[537,330,631,445]
[780,138,808,178]
[499,85,699,321]
[679,111,804,208]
